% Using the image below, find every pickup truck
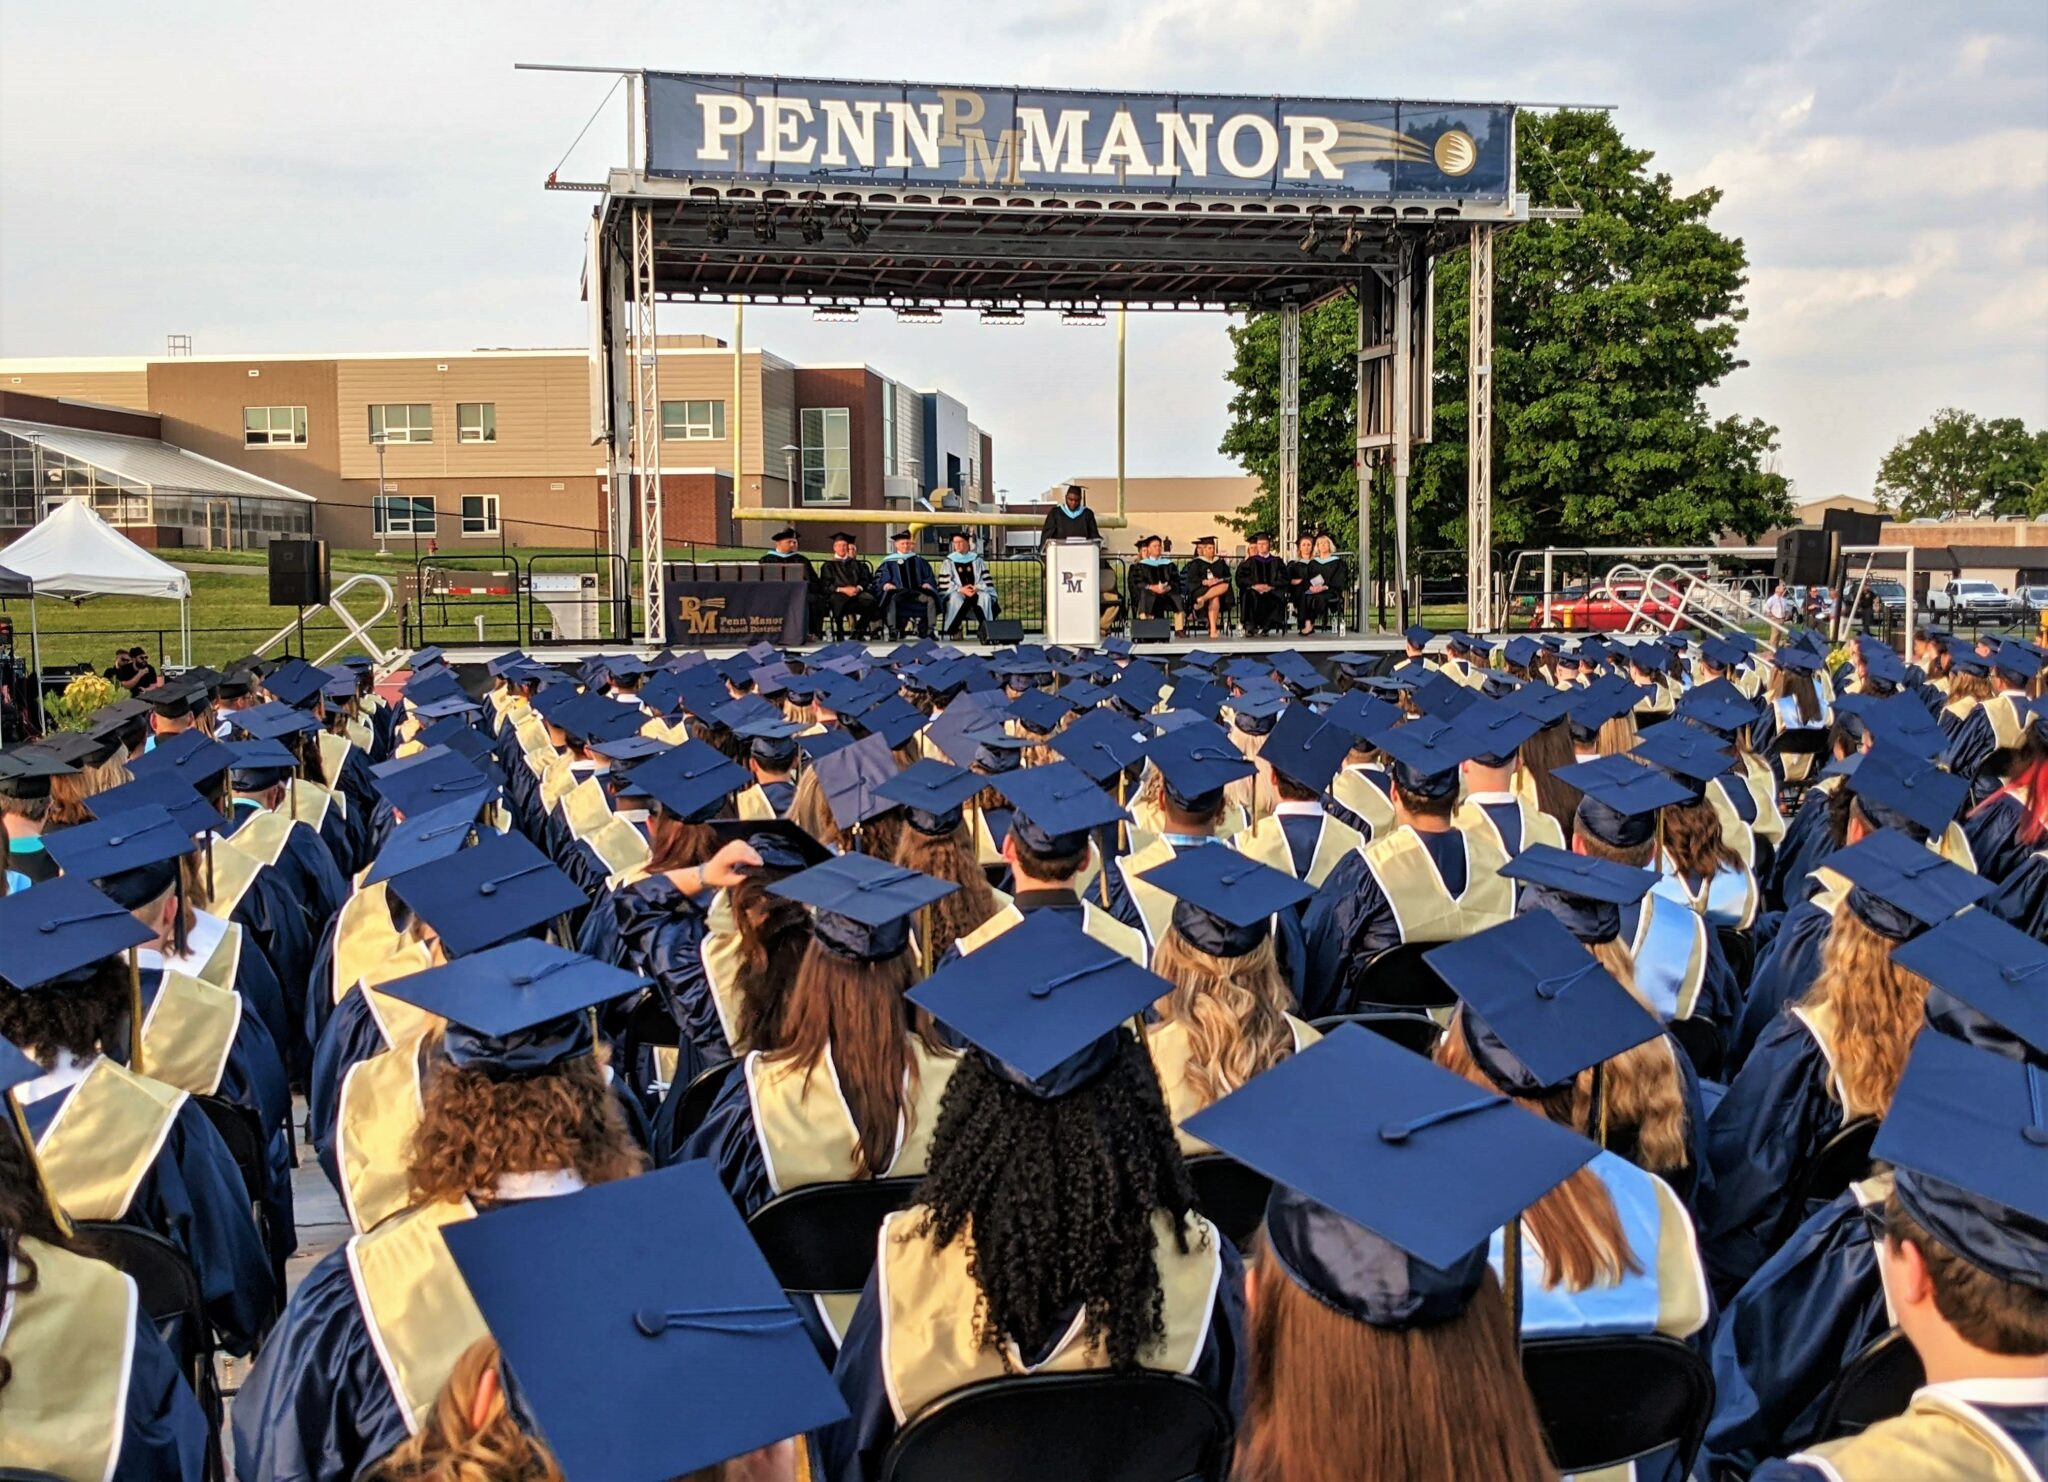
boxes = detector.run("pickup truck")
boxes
[1927,579,2018,622]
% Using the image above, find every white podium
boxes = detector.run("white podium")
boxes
[1044,539,1101,645]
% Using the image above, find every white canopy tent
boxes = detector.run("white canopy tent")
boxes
[2,499,195,683]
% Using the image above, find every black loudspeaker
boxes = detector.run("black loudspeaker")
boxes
[1775,529,1836,588]
[1131,618,1173,643]
[268,539,330,606]
[983,618,1024,643]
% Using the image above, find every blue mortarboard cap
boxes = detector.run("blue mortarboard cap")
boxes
[1429,912,1664,1095]
[1501,636,1541,670]
[709,695,779,733]
[0,1035,40,1098]
[442,1161,849,1482]
[586,734,672,767]
[409,695,481,722]
[1991,641,2044,681]
[991,761,1126,858]
[384,830,585,955]
[1138,846,1312,958]
[407,646,446,668]
[224,739,300,785]
[550,695,646,747]
[1848,742,1968,840]
[1006,689,1075,735]
[88,775,228,839]
[1624,642,1669,675]
[875,760,986,832]
[1321,690,1402,745]
[1051,708,1153,782]
[1163,677,1226,722]
[42,805,195,909]
[321,673,359,702]
[1455,696,1545,766]
[372,746,495,818]
[807,733,902,831]
[1557,756,1692,849]
[486,650,529,678]
[1892,912,2048,1064]
[1178,649,1223,671]
[127,732,235,789]
[701,819,833,875]
[1860,644,1907,688]
[768,852,955,962]
[1260,705,1353,795]
[1141,720,1254,808]
[1859,693,1949,762]
[1507,683,1576,728]
[1269,651,1323,692]
[1222,657,1275,686]
[1376,717,1472,798]
[1698,637,1746,671]
[262,661,327,708]
[794,726,855,765]
[622,741,748,823]
[1409,671,1480,723]
[853,695,927,751]
[1499,842,1659,906]
[1630,726,1732,794]
[909,909,1169,1096]
[229,702,320,741]
[418,716,496,767]
[403,669,464,707]
[375,940,646,1074]
[364,798,487,886]
[1403,624,1433,647]
[1675,678,1759,737]
[1825,827,1993,942]
[1184,1026,1599,1322]
[1773,645,1821,674]
[0,877,156,990]
[1870,1033,2048,1290]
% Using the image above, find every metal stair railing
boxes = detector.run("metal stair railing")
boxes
[252,574,397,670]
[1606,562,1787,647]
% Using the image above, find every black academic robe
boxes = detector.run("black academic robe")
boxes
[1235,553,1290,632]
[872,554,940,634]
[1130,557,1183,617]
[1040,503,1100,544]
[1180,556,1232,612]
[819,557,879,633]
[761,551,820,634]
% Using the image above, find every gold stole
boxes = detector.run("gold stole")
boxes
[345,1200,486,1436]
[192,917,243,991]
[736,784,776,821]
[1362,826,1513,945]
[1939,821,1976,873]
[1942,695,1980,728]
[1790,999,1883,1120]
[1234,811,1363,887]
[586,817,650,881]
[1113,837,1184,946]
[1707,782,1760,870]
[1984,695,2026,751]
[333,884,401,1004]
[338,1038,426,1233]
[1150,1016,1320,1156]
[1741,755,1786,844]
[35,1061,186,1222]
[1801,1389,2046,1482]
[345,715,374,753]
[538,759,579,811]
[700,888,748,1052]
[0,1236,135,1480]
[208,808,296,916]
[1451,798,1564,860]
[561,776,612,837]
[139,971,242,1097]
[879,1208,1221,1425]
[1330,767,1395,841]
[227,808,297,870]
[357,942,439,1049]
[285,781,337,833]
[317,731,354,790]
[953,901,1148,966]
[968,805,1003,867]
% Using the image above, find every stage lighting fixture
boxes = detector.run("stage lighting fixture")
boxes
[1299,219,1324,253]
[894,306,942,324]
[1060,308,1107,326]
[1340,222,1361,255]
[979,308,1025,326]
[798,208,824,245]
[753,209,777,243]
[706,209,730,244]
[839,208,871,245]
[813,304,859,323]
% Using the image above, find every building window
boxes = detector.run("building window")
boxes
[460,495,500,537]
[369,404,433,444]
[457,403,496,443]
[373,494,436,535]
[660,399,725,441]
[244,406,308,447]
[801,407,851,505]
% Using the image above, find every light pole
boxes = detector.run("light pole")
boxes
[780,443,799,508]
[373,431,390,557]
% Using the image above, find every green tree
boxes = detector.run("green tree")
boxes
[1872,408,2047,519]
[1220,110,1793,558]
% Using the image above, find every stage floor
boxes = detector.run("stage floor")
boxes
[430,631,1411,669]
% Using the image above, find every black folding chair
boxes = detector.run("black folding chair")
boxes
[1773,728,1832,811]
[1715,924,1757,993]
[1520,1333,1714,1478]
[665,1058,741,1150]
[1185,1156,1271,1249]
[1308,1010,1442,1057]
[1343,941,1457,1016]
[1815,1328,1924,1441]
[0,1470,75,1481]
[747,1176,924,1303]
[194,1095,266,1205]
[1666,1014,1723,1087]
[879,1370,1234,1482]
[1778,1116,1880,1247]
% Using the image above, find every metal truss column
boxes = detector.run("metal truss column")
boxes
[1277,301,1300,549]
[601,217,635,641]
[1467,225,1495,628]
[629,201,665,644]
[1390,238,1415,630]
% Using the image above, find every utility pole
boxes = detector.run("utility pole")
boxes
[374,432,390,558]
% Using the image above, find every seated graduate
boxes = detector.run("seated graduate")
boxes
[1767,709,1871,914]
[1632,726,1762,931]
[874,763,1001,964]
[759,527,820,637]
[1,746,74,888]
[44,806,296,1286]
[1701,831,1989,1302]
[238,670,360,880]
[219,725,351,927]
[1451,696,1563,865]
[1316,690,1401,842]
[1963,705,2045,889]
[938,533,998,639]
[822,914,1245,1481]
[1937,643,1996,739]
[1680,680,1787,878]
[402,1161,848,1482]
[818,531,879,641]
[1302,716,1514,1020]
[1135,848,1319,1154]
[872,531,940,639]
[0,1036,212,1481]
[1428,910,1710,1375]
[1130,534,1184,624]
[234,942,649,1482]
[1283,535,1320,635]
[1188,1024,1585,1482]
[1706,909,2048,1476]
[1943,640,2041,807]
[1237,704,1365,887]
[1108,722,1256,948]
[1180,534,1233,640]
[1233,532,1289,636]
[1039,481,1101,545]
[1751,1032,2048,1482]
[1767,644,1834,785]
[0,879,274,1359]
[730,716,801,821]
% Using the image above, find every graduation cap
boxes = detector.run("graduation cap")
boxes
[407,646,447,669]
[1870,1033,2048,1291]
[0,746,76,801]
[261,661,328,709]
[1161,677,1225,723]
[1455,696,1544,767]
[1402,624,1433,648]
[88,696,151,734]
[375,940,646,1074]
[1375,717,1471,799]
[1505,682,1576,729]
[1260,704,1353,796]
[139,681,205,720]
[362,797,487,886]
[127,732,235,790]
[1555,754,1690,849]
[31,732,115,770]
[384,830,584,956]
[229,701,320,741]
[485,650,530,678]
[1675,679,1759,738]
[908,909,1170,1097]
[1268,650,1324,692]
[1772,645,1822,674]
[320,671,359,703]
[990,760,1125,858]
[1891,912,2048,1065]
[963,728,1031,776]
[1183,1026,1599,1323]
[1320,691,1402,747]
[1858,643,1907,689]
[409,694,482,722]
[1408,671,1479,722]
[1824,827,1992,942]
[768,851,955,962]
[418,718,497,771]
[1501,636,1542,670]
[621,741,749,823]
[1099,636,1133,658]
[1140,720,1253,810]
[853,695,927,751]
[1990,641,2044,682]
[1629,725,1732,799]
[1847,742,1968,840]
[809,732,902,831]
[585,734,672,769]
[1006,688,1076,737]
[372,746,496,818]
[441,1161,848,1482]
[1138,846,1311,958]
[42,804,195,910]
[1698,637,1748,672]
[550,695,647,748]
[1428,912,1663,1096]
[1050,708,1153,783]
[0,876,156,990]
[1178,649,1223,672]
[88,775,227,839]
[794,726,856,766]
[1622,641,1669,675]
[1856,693,1949,763]
[224,738,300,789]
[875,760,986,834]
[704,818,834,873]
[1501,842,1659,944]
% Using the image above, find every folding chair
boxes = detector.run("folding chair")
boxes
[1815,1328,1924,1441]
[1308,1009,1443,1057]
[746,1176,924,1307]
[1777,1116,1880,1248]
[1521,1333,1714,1478]
[1184,1155,1272,1249]
[1342,941,1458,1017]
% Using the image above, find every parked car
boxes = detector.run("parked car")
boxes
[1540,581,1690,632]
[1853,579,1909,617]
[2018,584,2048,616]
[1928,579,2018,622]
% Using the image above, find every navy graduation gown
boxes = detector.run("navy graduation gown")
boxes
[1727,897,1832,1078]
[1984,847,2048,936]
[608,875,724,1065]
[308,987,388,1189]
[1703,1186,1888,1478]
[1768,788,1842,915]
[1963,790,2036,887]
[1941,699,2020,806]
[1699,1012,1848,1301]
[117,1294,215,1479]
[1299,828,1470,1019]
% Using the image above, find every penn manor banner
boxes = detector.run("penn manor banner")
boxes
[644,74,1514,203]
[662,571,809,646]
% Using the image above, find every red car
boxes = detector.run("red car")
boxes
[1539,581,1690,633]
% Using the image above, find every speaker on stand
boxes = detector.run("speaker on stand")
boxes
[268,539,330,657]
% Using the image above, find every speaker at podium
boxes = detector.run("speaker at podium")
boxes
[1044,539,1101,646]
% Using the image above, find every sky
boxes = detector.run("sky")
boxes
[2,0,2043,507]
